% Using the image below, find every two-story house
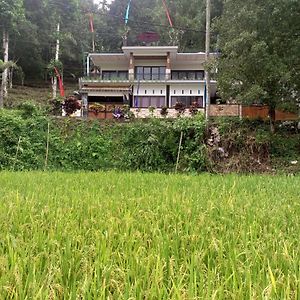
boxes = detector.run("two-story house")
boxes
[79,46,217,118]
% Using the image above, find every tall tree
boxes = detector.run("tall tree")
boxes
[0,0,25,107]
[215,0,300,132]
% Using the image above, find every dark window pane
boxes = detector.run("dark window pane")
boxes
[188,72,196,80]
[172,72,179,80]
[159,67,166,79]
[118,71,128,79]
[144,67,151,80]
[196,71,204,80]
[102,71,110,80]
[109,72,117,79]
[152,67,159,80]
[136,67,143,80]
[178,72,187,80]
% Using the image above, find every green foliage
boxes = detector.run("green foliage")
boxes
[0,0,25,31]
[47,59,63,77]
[17,101,42,118]
[215,0,300,122]
[0,60,16,72]
[0,111,298,173]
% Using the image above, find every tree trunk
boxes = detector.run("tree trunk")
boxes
[269,105,276,133]
[52,23,60,99]
[205,0,211,122]
[9,67,13,89]
[0,29,9,108]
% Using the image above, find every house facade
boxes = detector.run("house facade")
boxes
[79,46,217,118]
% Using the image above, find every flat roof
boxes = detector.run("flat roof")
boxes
[122,46,178,55]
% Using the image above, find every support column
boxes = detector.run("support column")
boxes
[166,52,171,80]
[82,94,88,119]
[128,52,134,81]
[86,55,90,77]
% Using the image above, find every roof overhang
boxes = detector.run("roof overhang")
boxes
[122,46,178,57]
[89,53,127,66]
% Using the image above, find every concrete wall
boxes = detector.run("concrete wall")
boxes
[130,108,205,118]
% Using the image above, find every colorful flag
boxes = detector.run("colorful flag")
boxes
[89,14,94,33]
[162,0,173,27]
[125,0,132,25]
[54,67,65,97]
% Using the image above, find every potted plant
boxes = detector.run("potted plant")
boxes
[189,101,199,116]
[148,106,156,118]
[174,101,186,117]
[88,103,106,119]
[160,106,168,118]
[62,96,81,116]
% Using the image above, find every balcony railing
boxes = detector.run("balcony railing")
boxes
[82,75,129,82]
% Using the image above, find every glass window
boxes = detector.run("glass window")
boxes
[102,71,110,80]
[110,71,117,80]
[172,72,179,80]
[178,72,187,80]
[136,67,143,80]
[188,72,196,80]
[159,67,166,79]
[143,67,151,80]
[171,96,204,108]
[118,71,128,79]
[152,67,159,80]
[196,71,204,80]
[135,67,166,80]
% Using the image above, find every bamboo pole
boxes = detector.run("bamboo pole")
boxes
[52,23,60,99]
[175,131,183,173]
[205,0,211,122]
[44,122,50,170]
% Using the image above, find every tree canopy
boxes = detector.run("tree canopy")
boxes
[215,0,300,128]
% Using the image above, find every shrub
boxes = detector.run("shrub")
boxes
[62,96,81,116]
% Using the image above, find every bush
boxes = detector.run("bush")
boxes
[0,110,298,173]
[62,96,81,116]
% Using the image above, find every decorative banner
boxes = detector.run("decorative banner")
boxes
[54,67,65,97]
[161,0,173,27]
[89,14,94,33]
[137,31,160,43]
[125,0,132,25]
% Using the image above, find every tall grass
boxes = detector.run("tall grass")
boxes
[0,172,299,299]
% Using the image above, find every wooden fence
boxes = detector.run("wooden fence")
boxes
[210,105,298,121]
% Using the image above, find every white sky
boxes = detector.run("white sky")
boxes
[94,0,114,4]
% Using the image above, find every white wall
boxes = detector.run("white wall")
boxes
[133,83,166,96]
[134,59,166,67]
[170,83,205,97]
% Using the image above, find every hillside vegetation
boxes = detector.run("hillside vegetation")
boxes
[0,106,299,174]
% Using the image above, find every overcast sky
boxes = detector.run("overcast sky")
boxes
[94,0,114,4]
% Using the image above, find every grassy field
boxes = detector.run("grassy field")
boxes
[0,172,299,299]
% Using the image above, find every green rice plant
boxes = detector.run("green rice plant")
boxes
[0,172,299,299]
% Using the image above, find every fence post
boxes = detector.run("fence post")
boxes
[44,122,50,170]
[175,131,183,173]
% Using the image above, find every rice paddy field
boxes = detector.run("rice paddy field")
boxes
[0,171,299,299]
